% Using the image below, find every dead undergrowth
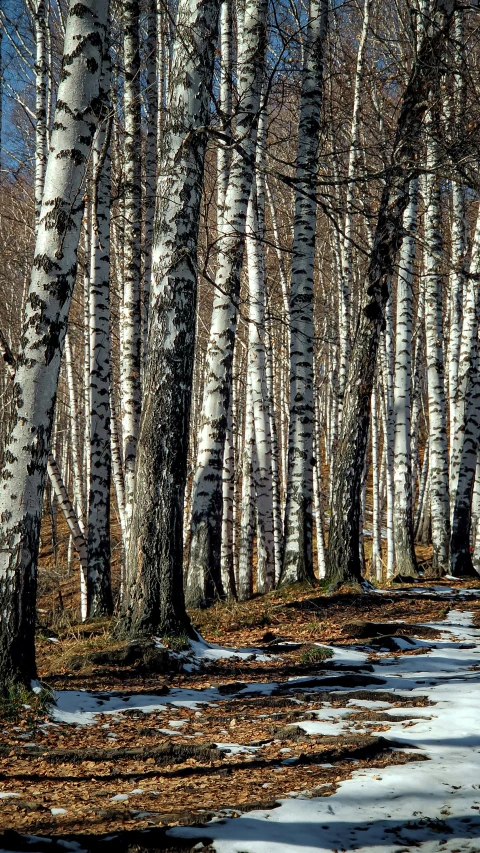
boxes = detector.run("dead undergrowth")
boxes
[1,578,479,852]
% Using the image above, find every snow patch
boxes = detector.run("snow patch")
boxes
[169,610,480,852]
[215,743,261,756]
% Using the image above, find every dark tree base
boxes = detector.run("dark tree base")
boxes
[450,549,480,579]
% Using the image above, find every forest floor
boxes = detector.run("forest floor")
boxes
[1,578,480,852]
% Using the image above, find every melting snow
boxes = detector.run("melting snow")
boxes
[169,609,480,852]
[215,743,261,756]
[188,636,271,663]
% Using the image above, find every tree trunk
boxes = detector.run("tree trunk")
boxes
[280,0,328,586]
[121,0,221,638]
[218,0,235,597]
[238,376,256,601]
[187,0,268,607]
[121,0,142,530]
[450,208,480,577]
[338,0,371,409]
[381,296,395,578]
[0,0,109,687]
[221,399,236,597]
[448,10,467,510]
[423,121,450,573]
[87,57,113,618]
[393,179,418,577]
[142,0,158,356]
[265,314,283,583]
[246,184,275,593]
[33,0,48,225]
[325,0,456,586]
[64,333,86,538]
[371,383,382,581]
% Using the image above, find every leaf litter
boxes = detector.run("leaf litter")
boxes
[1,581,480,851]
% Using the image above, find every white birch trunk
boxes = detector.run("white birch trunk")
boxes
[64,333,86,536]
[381,294,395,578]
[87,59,113,617]
[410,273,426,510]
[142,0,158,354]
[448,180,466,491]
[238,377,255,601]
[448,10,467,502]
[265,179,290,509]
[414,438,430,539]
[471,454,480,571]
[0,0,108,684]
[393,179,418,576]
[424,129,450,572]
[83,217,91,514]
[221,398,236,597]
[338,0,371,407]
[371,383,382,581]
[281,0,328,585]
[218,0,235,595]
[122,0,221,637]
[246,186,275,593]
[265,314,283,583]
[121,0,142,528]
[34,0,48,224]
[187,0,268,607]
[217,0,233,217]
[313,399,326,579]
[65,332,88,619]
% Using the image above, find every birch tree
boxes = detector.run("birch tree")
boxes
[187,0,268,607]
[338,0,371,409]
[423,110,450,573]
[142,0,158,352]
[380,295,395,578]
[450,208,480,577]
[87,51,113,617]
[121,0,221,638]
[448,10,467,505]
[0,0,109,687]
[279,0,328,586]
[121,0,142,528]
[221,400,236,597]
[218,0,235,595]
[326,0,456,587]
[238,375,256,601]
[246,183,275,593]
[33,0,49,225]
[393,178,419,577]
